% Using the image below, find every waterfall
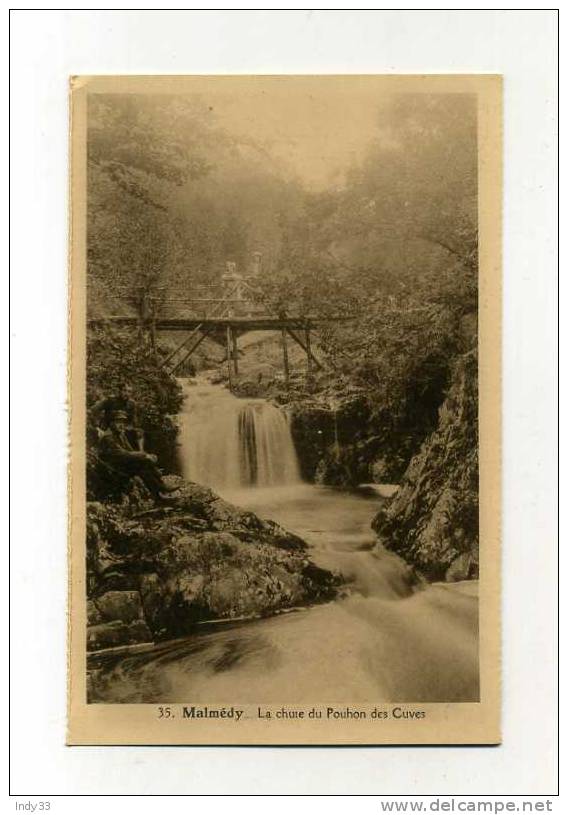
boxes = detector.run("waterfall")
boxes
[177,378,301,491]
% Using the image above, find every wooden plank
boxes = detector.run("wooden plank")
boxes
[161,323,203,367]
[169,328,211,375]
[305,328,313,376]
[285,328,324,371]
[88,315,355,331]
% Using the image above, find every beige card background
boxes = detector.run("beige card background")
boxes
[68,74,502,746]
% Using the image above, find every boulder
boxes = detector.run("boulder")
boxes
[446,552,479,582]
[86,476,339,642]
[94,590,144,624]
[87,600,103,625]
[161,478,306,550]
[87,619,152,651]
[138,572,164,630]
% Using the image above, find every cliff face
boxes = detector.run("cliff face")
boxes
[371,351,479,582]
[86,477,339,653]
[288,394,410,487]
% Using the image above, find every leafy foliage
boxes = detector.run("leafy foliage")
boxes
[257,94,478,457]
[86,326,184,500]
[87,93,303,318]
[87,326,183,432]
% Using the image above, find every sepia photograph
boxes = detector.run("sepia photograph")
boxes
[68,74,501,745]
[10,6,560,797]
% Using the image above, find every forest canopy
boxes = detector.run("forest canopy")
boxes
[87,92,302,315]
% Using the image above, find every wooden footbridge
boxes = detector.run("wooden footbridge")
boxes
[89,262,352,387]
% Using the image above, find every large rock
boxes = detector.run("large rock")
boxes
[446,551,479,582]
[151,530,331,628]
[288,392,411,486]
[289,404,336,481]
[162,478,307,551]
[87,600,103,625]
[86,477,340,648]
[138,572,164,631]
[94,590,144,624]
[372,351,479,582]
[87,619,152,651]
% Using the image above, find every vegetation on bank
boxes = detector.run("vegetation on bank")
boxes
[86,327,183,499]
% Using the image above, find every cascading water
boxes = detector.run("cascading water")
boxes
[177,378,301,491]
[93,374,480,704]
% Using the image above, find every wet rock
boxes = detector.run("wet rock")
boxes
[86,477,339,641]
[208,570,249,614]
[95,570,141,594]
[87,619,152,651]
[370,456,407,484]
[288,396,403,486]
[446,552,479,582]
[87,600,103,625]
[289,405,335,481]
[138,573,164,630]
[162,477,306,550]
[302,561,341,601]
[137,528,338,628]
[373,352,479,581]
[94,590,144,623]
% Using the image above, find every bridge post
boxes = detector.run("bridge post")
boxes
[226,326,234,391]
[232,329,239,376]
[305,327,313,376]
[149,297,157,354]
[281,328,290,389]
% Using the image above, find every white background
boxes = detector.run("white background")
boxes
[8,7,559,799]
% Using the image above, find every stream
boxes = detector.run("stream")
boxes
[92,378,479,704]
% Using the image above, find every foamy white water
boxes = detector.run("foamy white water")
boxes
[177,378,300,490]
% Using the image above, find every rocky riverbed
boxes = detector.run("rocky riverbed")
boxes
[86,476,340,653]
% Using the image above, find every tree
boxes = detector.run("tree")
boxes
[257,93,479,462]
[87,93,305,314]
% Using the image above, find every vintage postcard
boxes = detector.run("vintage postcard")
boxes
[68,74,501,745]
